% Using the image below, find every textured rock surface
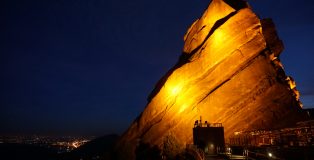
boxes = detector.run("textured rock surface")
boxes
[115,0,305,159]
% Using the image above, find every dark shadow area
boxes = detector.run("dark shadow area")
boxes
[60,134,119,160]
[223,0,248,10]
[135,142,162,160]
[0,143,58,160]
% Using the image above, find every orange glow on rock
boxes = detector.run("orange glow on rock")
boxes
[170,84,182,96]
[178,104,188,113]
[212,28,225,47]
[116,1,305,159]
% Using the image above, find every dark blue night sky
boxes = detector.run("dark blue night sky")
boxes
[1,0,314,136]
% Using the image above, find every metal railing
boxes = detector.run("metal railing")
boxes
[194,121,223,128]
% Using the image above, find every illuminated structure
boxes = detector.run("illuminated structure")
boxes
[193,117,225,154]
[115,0,306,159]
[229,120,314,147]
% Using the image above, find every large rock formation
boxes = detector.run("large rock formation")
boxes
[115,0,305,159]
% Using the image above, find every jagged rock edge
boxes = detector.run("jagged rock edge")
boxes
[147,7,245,102]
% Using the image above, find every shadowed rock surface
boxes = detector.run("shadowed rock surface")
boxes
[115,0,306,159]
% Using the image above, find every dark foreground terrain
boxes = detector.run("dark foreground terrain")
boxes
[0,143,58,160]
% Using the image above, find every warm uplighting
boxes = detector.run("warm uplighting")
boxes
[286,76,296,89]
[171,86,181,95]
[169,84,183,96]
[212,28,225,47]
[179,104,188,113]
[115,0,307,159]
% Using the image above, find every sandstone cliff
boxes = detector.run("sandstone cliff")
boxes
[115,0,305,159]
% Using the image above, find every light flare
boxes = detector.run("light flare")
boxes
[212,28,225,47]
[179,104,188,113]
[168,83,183,97]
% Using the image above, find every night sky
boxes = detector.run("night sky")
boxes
[1,0,314,136]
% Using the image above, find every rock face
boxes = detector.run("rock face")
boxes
[115,0,305,159]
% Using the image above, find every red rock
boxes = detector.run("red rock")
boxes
[115,0,305,159]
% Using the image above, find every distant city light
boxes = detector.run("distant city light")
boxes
[0,135,91,153]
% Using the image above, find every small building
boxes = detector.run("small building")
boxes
[193,117,225,154]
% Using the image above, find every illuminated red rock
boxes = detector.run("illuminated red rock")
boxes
[115,0,305,159]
